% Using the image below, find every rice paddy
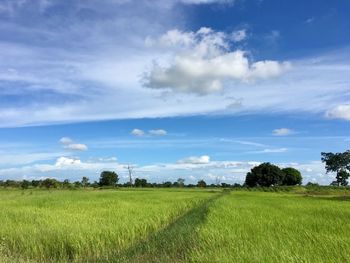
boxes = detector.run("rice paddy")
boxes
[0,188,349,262]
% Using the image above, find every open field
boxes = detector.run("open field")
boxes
[1,188,349,262]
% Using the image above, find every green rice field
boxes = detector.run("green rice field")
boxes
[0,188,349,262]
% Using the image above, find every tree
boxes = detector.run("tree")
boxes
[41,178,59,189]
[163,181,172,187]
[62,179,71,188]
[74,181,82,188]
[134,178,147,187]
[281,167,302,185]
[31,180,41,187]
[245,163,285,187]
[197,180,207,188]
[177,178,185,187]
[99,171,119,187]
[21,180,30,189]
[336,170,349,186]
[81,177,89,187]
[321,150,350,186]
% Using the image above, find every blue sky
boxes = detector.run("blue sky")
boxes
[0,0,350,184]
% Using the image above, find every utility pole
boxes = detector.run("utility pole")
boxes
[127,164,133,186]
[215,176,221,186]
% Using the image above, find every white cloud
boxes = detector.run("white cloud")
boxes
[231,29,247,42]
[0,151,64,166]
[131,129,145,136]
[144,27,291,95]
[55,157,81,167]
[261,148,288,153]
[149,129,167,136]
[325,104,350,121]
[63,143,88,151]
[272,128,295,136]
[59,137,88,151]
[177,155,210,164]
[59,137,73,145]
[0,1,349,127]
[248,148,288,154]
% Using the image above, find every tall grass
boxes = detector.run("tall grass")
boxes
[1,189,349,262]
[0,188,215,262]
[190,191,350,263]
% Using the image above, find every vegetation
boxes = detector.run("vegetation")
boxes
[98,171,119,186]
[281,167,302,185]
[0,188,215,262]
[245,162,302,187]
[191,191,350,263]
[1,150,350,262]
[0,188,349,262]
[321,150,350,186]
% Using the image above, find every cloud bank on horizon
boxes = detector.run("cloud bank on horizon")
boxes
[0,0,350,184]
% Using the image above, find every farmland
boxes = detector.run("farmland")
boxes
[0,188,349,263]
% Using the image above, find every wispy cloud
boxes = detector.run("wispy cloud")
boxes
[177,155,210,164]
[131,129,145,136]
[0,1,349,127]
[272,128,295,136]
[325,104,350,121]
[249,148,288,154]
[149,129,167,136]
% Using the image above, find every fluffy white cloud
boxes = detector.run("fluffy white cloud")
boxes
[272,128,295,136]
[55,157,81,167]
[326,104,350,121]
[59,137,88,151]
[177,155,210,164]
[231,29,247,42]
[144,27,291,95]
[149,129,167,136]
[131,129,145,136]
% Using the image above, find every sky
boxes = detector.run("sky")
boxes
[0,0,350,185]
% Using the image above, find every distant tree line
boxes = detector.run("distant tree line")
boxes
[1,150,349,189]
[0,171,243,189]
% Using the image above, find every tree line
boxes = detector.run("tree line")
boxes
[1,150,349,189]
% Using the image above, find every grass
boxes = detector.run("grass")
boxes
[0,188,349,262]
[191,191,350,263]
[0,188,216,262]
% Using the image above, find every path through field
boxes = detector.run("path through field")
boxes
[119,191,226,263]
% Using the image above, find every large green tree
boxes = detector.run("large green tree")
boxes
[282,167,302,185]
[245,163,285,187]
[99,171,119,186]
[321,150,350,186]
